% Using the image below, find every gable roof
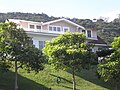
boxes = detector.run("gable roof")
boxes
[43,18,85,29]
[8,18,85,29]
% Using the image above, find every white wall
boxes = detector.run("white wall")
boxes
[28,34,56,48]
[92,30,97,39]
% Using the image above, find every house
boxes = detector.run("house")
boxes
[8,18,107,52]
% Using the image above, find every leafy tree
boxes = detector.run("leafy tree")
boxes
[97,37,120,90]
[43,32,95,90]
[0,22,45,90]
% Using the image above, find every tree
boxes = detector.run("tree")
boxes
[43,32,95,90]
[0,22,45,90]
[97,37,120,90]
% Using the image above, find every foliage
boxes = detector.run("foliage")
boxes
[0,12,59,22]
[0,22,45,90]
[97,37,120,90]
[1,12,120,44]
[44,32,94,70]
[0,65,112,90]
[43,32,95,90]
[0,22,45,71]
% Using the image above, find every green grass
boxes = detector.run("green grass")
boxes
[0,65,115,90]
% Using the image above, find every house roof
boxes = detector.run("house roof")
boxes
[88,36,107,46]
[8,18,85,30]
[8,19,42,24]
[43,18,85,29]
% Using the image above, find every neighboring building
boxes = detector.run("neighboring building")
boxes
[8,18,107,52]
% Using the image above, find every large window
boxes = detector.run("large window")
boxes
[30,25,34,29]
[39,41,45,50]
[87,30,91,37]
[49,26,61,32]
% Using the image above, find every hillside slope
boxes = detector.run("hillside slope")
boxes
[0,65,113,90]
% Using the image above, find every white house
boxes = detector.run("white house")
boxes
[8,18,107,52]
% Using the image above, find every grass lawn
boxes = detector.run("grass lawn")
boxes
[0,65,116,90]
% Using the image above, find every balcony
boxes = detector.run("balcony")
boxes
[23,28,64,34]
[22,28,97,40]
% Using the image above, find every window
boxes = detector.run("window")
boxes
[57,27,61,32]
[39,41,45,50]
[49,26,61,32]
[53,27,56,31]
[63,27,69,32]
[49,26,52,31]
[30,25,34,29]
[36,25,41,29]
[87,30,91,37]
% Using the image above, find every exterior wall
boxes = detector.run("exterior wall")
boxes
[42,25,48,31]
[85,29,97,40]
[49,21,77,32]
[28,34,56,48]
[20,21,28,28]
[92,30,97,39]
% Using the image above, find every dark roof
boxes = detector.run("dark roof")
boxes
[88,36,107,45]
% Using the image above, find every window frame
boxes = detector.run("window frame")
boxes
[39,41,45,50]
[29,25,35,29]
[49,25,62,32]
[87,30,92,37]
[36,25,41,29]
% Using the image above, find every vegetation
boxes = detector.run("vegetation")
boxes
[0,12,120,90]
[0,22,45,90]
[98,37,120,90]
[0,65,114,90]
[1,12,120,44]
[43,32,95,90]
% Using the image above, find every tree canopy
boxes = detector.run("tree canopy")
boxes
[97,37,120,90]
[43,32,95,90]
[0,22,45,90]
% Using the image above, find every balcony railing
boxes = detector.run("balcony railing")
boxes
[23,28,64,34]
[22,28,97,40]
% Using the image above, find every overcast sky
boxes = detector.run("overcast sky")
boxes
[1,0,120,21]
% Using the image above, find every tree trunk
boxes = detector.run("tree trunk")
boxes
[15,60,18,90]
[115,83,117,90]
[72,66,76,90]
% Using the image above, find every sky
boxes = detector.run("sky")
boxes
[1,0,120,21]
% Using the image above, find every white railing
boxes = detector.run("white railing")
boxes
[23,28,41,32]
[23,28,64,34]
[23,28,97,40]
